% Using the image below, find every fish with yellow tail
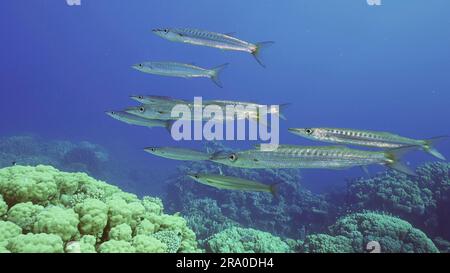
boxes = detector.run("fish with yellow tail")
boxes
[153,28,274,67]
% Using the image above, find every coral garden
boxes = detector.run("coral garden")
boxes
[0,136,449,253]
[343,162,450,246]
[0,165,199,253]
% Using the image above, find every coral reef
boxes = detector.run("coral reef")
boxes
[166,142,334,241]
[0,165,200,253]
[207,226,292,253]
[344,162,450,241]
[301,212,439,253]
[0,135,108,178]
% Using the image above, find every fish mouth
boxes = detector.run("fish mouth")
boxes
[288,128,303,134]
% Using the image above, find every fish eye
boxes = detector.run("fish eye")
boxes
[164,29,168,33]
[138,96,144,99]
[139,107,145,113]
[305,128,314,135]
[228,154,237,162]
[138,64,143,67]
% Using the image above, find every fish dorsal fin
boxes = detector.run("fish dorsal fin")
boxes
[224,32,236,36]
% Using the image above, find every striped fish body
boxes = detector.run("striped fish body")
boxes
[144,147,210,161]
[154,28,256,53]
[211,145,388,169]
[106,111,168,128]
[133,62,212,79]
[289,128,424,149]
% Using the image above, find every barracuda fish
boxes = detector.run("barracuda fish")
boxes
[153,28,274,67]
[130,95,188,106]
[125,104,263,122]
[126,98,288,122]
[132,62,228,88]
[144,147,210,161]
[288,128,447,160]
[187,173,279,196]
[105,111,171,129]
[203,100,289,120]
[210,145,416,175]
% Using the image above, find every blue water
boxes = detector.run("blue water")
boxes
[1,0,450,196]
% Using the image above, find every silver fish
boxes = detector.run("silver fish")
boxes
[187,173,279,196]
[132,62,228,88]
[144,147,210,161]
[130,95,188,106]
[153,28,274,67]
[105,111,170,129]
[210,144,416,175]
[289,127,447,160]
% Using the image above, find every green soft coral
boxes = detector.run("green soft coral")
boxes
[207,227,291,253]
[98,240,135,253]
[135,219,157,235]
[74,198,108,237]
[7,233,64,253]
[109,223,132,241]
[132,235,166,253]
[304,212,439,253]
[0,165,200,253]
[302,234,353,253]
[34,206,79,241]
[7,202,44,232]
[0,194,7,217]
[0,221,22,243]
[0,165,58,206]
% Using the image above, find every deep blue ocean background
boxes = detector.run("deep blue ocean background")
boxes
[1,0,449,198]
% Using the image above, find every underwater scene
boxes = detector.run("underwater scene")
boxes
[1,0,450,255]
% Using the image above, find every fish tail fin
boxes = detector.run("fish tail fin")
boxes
[385,146,417,176]
[270,182,282,198]
[252,41,275,68]
[422,136,448,160]
[276,103,290,120]
[164,120,175,133]
[210,63,229,88]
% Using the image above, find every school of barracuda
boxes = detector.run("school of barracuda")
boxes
[106,28,447,196]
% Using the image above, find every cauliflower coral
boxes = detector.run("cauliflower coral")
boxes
[0,165,200,253]
[302,212,439,253]
[207,227,291,253]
